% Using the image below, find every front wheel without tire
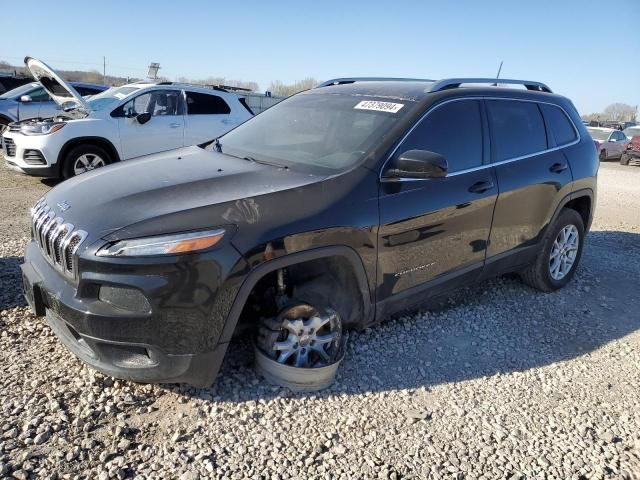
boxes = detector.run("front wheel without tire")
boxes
[520,208,585,292]
[63,144,112,179]
[257,303,342,368]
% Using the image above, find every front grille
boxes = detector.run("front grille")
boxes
[23,149,46,165]
[3,137,15,157]
[30,199,87,280]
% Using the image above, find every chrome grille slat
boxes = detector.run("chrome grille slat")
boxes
[29,200,87,280]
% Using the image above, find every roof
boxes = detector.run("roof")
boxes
[310,77,554,102]
[586,126,615,132]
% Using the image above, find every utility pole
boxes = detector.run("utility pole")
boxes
[103,56,106,85]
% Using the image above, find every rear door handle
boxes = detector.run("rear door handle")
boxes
[169,123,182,128]
[468,180,494,194]
[549,162,568,173]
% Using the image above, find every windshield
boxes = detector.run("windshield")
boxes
[0,83,37,99]
[586,128,612,141]
[623,127,640,139]
[86,86,140,111]
[215,93,413,172]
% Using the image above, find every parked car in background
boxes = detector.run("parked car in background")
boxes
[21,76,597,387]
[2,58,253,179]
[620,126,640,166]
[586,126,629,161]
[0,74,33,95]
[0,81,107,127]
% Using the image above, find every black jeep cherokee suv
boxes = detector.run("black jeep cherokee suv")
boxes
[22,77,598,387]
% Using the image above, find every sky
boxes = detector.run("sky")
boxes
[1,0,638,115]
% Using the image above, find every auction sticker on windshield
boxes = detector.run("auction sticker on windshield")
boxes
[354,100,404,113]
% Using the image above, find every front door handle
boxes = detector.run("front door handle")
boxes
[549,162,568,173]
[468,180,494,194]
[169,123,182,128]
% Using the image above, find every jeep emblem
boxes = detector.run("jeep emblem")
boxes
[57,201,71,212]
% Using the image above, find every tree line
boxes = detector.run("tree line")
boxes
[582,103,638,123]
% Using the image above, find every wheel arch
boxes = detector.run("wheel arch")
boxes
[57,136,121,168]
[550,188,594,233]
[218,246,374,343]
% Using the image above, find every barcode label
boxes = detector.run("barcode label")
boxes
[354,100,404,113]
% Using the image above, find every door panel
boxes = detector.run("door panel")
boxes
[118,90,185,160]
[489,150,572,257]
[378,171,497,298]
[376,99,496,302]
[184,91,236,145]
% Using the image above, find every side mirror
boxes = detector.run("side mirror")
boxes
[20,95,32,103]
[136,112,152,125]
[385,150,448,179]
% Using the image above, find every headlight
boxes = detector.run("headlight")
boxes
[20,122,66,136]
[96,229,225,257]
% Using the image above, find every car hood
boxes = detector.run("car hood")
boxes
[24,57,90,111]
[42,146,327,243]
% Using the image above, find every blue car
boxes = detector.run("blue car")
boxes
[0,81,107,127]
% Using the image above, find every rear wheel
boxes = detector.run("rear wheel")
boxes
[520,208,585,292]
[599,149,607,162]
[63,144,112,179]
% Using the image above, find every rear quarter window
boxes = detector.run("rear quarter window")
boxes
[186,92,231,115]
[540,104,577,146]
[487,100,548,161]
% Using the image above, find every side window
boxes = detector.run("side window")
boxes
[615,131,626,141]
[540,104,577,146]
[397,100,483,173]
[122,90,183,117]
[487,100,548,161]
[29,88,50,102]
[186,92,231,115]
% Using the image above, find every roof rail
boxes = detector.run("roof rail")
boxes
[317,77,434,88]
[429,78,552,93]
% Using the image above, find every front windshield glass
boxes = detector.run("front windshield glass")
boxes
[215,93,413,172]
[86,86,140,111]
[623,127,640,138]
[0,83,37,99]
[586,128,612,141]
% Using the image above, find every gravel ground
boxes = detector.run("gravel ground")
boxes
[1,162,639,479]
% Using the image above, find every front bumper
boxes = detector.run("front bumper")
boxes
[2,130,62,178]
[22,239,246,387]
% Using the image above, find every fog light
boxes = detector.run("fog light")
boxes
[98,285,151,313]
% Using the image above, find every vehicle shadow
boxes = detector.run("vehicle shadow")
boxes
[0,256,26,311]
[172,229,640,402]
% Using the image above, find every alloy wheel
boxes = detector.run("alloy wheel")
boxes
[73,154,106,175]
[548,224,579,281]
[270,304,341,368]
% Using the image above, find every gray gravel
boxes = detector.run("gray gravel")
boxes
[1,163,639,479]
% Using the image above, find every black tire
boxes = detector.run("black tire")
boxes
[620,153,630,166]
[520,209,585,292]
[62,144,112,179]
[599,149,607,162]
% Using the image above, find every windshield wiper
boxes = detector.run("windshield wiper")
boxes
[244,156,288,169]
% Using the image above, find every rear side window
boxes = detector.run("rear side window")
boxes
[398,99,483,173]
[186,92,231,115]
[540,104,577,146]
[487,100,547,161]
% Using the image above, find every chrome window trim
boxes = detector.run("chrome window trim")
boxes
[379,96,581,182]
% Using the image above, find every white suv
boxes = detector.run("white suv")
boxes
[2,58,253,178]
